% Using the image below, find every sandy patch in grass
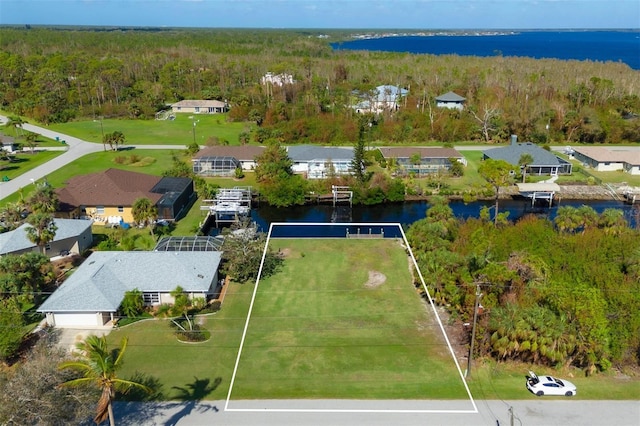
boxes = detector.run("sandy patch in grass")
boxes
[364,270,386,288]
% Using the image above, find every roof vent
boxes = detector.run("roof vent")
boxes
[197,274,204,279]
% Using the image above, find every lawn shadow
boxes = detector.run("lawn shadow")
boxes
[163,376,222,426]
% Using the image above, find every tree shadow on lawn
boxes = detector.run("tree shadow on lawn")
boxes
[115,375,222,426]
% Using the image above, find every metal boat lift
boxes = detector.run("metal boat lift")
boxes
[201,186,252,226]
[516,183,560,206]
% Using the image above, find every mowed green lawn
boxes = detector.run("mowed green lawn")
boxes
[229,238,469,400]
[47,113,252,146]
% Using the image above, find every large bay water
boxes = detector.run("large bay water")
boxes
[244,199,638,237]
[331,30,640,70]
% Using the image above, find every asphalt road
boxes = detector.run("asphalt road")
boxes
[113,399,640,426]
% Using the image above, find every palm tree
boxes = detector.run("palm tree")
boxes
[26,182,58,213]
[6,116,25,137]
[25,212,57,254]
[59,335,150,426]
[518,153,534,183]
[131,197,157,237]
[24,132,38,153]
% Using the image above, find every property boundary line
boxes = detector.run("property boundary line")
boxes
[224,222,478,414]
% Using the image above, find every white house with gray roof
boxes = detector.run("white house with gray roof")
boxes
[287,145,354,179]
[483,135,573,176]
[38,251,222,328]
[0,218,92,258]
[436,91,466,110]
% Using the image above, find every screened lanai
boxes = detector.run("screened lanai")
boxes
[154,236,224,252]
[192,156,241,176]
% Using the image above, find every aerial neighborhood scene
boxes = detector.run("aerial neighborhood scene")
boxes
[0,1,639,425]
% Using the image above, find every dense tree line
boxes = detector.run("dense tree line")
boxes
[1,27,639,145]
[406,200,640,372]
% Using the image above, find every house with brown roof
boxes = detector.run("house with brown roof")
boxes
[572,147,640,175]
[55,169,195,225]
[171,100,228,114]
[192,145,266,176]
[378,147,467,177]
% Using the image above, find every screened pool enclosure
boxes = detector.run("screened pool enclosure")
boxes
[192,156,241,176]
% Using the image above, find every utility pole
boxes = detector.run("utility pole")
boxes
[465,284,482,378]
[192,120,198,145]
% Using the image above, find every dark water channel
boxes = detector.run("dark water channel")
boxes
[208,199,638,237]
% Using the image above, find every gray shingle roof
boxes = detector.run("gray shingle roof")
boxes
[38,251,222,313]
[287,145,354,162]
[483,143,562,166]
[436,91,466,102]
[0,218,92,256]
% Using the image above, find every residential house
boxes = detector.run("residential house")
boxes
[37,251,223,328]
[287,145,354,179]
[378,147,467,176]
[436,91,466,110]
[1,135,18,153]
[55,168,195,225]
[483,135,573,176]
[572,147,640,175]
[171,100,228,114]
[353,85,409,114]
[261,72,295,86]
[192,145,266,176]
[0,218,93,258]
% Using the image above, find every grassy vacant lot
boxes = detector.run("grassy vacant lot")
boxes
[109,237,470,401]
[47,113,252,146]
[229,238,469,400]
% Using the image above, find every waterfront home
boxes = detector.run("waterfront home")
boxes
[287,145,354,179]
[378,147,467,177]
[55,169,195,224]
[483,135,572,176]
[572,147,640,175]
[192,145,266,176]
[38,251,222,328]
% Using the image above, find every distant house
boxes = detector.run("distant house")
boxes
[287,145,354,179]
[436,91,466,110]
[353,85,409,114]
[0,218,93,258]
[483,135,572,176]
[38,251,222,328]
[192,145,266,176]
[55,169,195,225]
[378,147,467,176]
[261,72,295,86]
[572,147,640,175]
[171,100,228,114]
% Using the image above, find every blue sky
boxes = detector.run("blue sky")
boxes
[2,0,639,29]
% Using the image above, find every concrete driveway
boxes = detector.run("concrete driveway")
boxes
[56,327,112,352]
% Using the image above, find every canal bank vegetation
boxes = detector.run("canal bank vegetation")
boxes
[406,198,640,375]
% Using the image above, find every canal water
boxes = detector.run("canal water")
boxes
[240,199,638,237]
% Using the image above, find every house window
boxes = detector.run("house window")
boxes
[117,206,124,213]
[45,243,51,250]
[143,292,160,305]
[96,206,105,214]
[195,107,200,113]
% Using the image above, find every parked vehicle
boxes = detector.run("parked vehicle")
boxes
[526,371,577,396]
